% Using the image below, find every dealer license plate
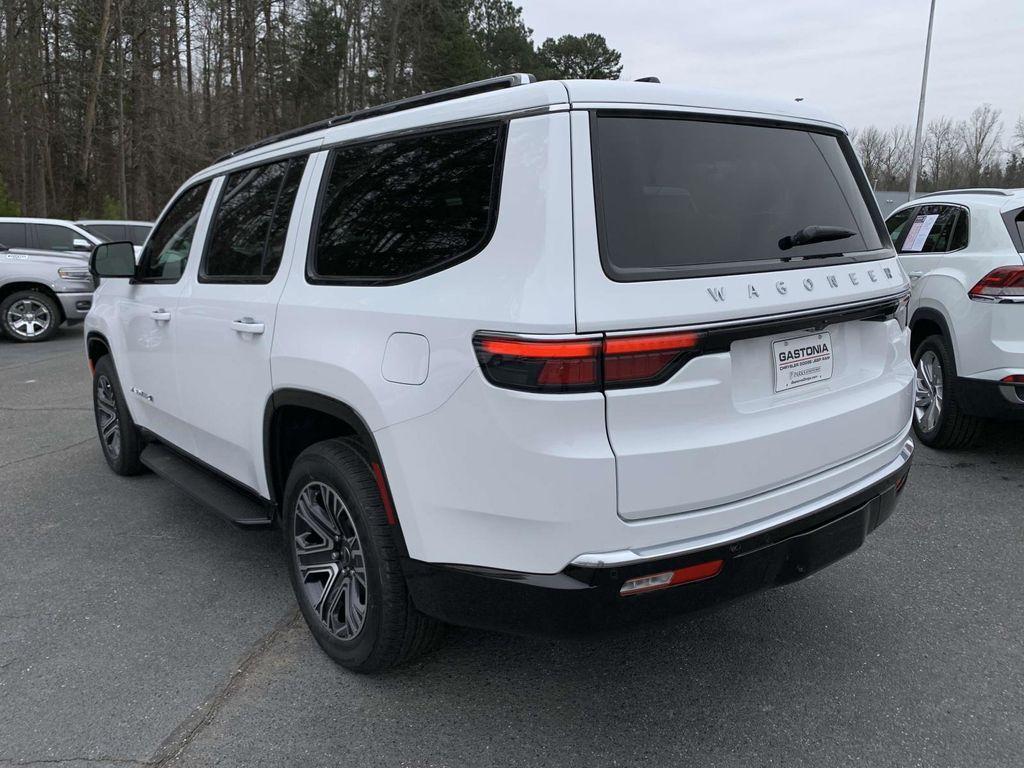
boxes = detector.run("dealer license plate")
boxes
[773,332,834,393]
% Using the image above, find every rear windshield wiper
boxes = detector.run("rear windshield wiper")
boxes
[778,225,856,251]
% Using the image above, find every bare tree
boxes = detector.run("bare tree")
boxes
[958,104,1002,186]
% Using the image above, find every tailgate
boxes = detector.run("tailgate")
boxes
[568,108,913,520]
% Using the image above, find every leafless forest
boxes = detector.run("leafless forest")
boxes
[852,104,1024,192]
[1,0,1021,221]
[0,0,621,219]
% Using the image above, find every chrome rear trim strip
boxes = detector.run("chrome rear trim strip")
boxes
[570,437,914,569]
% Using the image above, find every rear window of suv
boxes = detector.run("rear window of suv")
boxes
[592,114,884,281]
[310,123,503,284]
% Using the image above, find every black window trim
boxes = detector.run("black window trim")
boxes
[133,180,213,285]
[1000,206,1024,253]
[587,109,895,283]
[304,119,509,287]
[198,155,309,285]
[890,202,970,255]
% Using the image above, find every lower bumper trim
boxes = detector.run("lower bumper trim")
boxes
[957,377,1024,419]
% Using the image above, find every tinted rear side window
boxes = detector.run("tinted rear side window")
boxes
[203,156,306,281]
[0,222,28,249]
[592,115,884,280]
[81,224,124,242]
[311,124,503,283]
[126,225,152,246]
[897,204,963,253]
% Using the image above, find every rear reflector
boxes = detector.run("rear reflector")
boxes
[473,330,704,393]
[969,267,1024,301]
[619,559,724,596]
[1001,374,1024,384]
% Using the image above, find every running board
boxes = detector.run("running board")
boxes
[140,443,274,528]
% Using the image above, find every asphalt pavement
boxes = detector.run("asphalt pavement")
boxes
[1,326,1021,767]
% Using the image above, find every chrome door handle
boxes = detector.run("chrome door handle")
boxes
[231,317,265,335]
[150,309,171,322]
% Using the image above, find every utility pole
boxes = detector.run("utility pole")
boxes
[908,0,937,199]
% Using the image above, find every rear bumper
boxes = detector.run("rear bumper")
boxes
[403,439,914,636]
[957,377,1024,420]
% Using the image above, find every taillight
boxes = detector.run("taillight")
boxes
[473,336,602,393]
[603,331,702,388]
[473,331,704,393]
[969,267,1024,302]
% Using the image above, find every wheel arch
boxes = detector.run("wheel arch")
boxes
[909,306,954,357]
[86,330,112,367]
[263,390,400,533]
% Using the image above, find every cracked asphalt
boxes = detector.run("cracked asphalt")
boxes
[1,327,1022,768]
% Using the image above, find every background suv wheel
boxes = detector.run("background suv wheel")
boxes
[913,334,982,449]
[1,290,60,343]
[283,439,443,672]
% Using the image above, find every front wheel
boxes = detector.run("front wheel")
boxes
[283,439,444,672]
[913,334,981,449]
[92,355,145,475]
[0,290,60,342]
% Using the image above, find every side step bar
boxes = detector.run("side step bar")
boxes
[140,443,274,528]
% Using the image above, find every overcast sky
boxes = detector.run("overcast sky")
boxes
[518,0,1024,132]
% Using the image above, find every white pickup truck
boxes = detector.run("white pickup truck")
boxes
[0,242,95,342]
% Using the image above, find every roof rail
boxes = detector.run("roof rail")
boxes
[214,73,537,163]
[914,188,1018,200]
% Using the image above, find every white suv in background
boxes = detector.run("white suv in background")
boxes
[0,218,101,254]
[886,189,1024,447]
[85,75,915,671]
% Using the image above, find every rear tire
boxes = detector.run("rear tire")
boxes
[283,439,444,672]
[1,290,60,343]
[912,334,981,449]
[92,355,145,475]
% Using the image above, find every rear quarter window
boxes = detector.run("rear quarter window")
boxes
[0,222,28,249]
[309,123,504,284]
[591,114,885,280]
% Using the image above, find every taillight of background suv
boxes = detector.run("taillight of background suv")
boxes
[968,267,1024,302]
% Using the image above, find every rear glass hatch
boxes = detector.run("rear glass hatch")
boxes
[591,113,885,281]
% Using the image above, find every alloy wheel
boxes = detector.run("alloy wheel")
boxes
[293,481,368,640]
[95,374,122,460]
[915,350,944,433]
[6,298,52,339]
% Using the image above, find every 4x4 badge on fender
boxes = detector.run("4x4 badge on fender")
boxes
[129,386,153,402]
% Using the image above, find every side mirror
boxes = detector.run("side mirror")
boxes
[73,237,93,252]
[90,241,137,278]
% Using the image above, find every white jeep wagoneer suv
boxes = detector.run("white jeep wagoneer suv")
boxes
[85,75,915,671]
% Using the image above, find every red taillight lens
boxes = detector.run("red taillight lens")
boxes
[473,331,704,393]
[1001,375,1024,384]
[604,331,702,388]
[969,267,1024,301]
[474,335,602,393]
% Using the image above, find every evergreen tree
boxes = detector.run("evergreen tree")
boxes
[536,33,622,80]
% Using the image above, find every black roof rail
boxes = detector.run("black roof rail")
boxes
[214,73,537,164]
